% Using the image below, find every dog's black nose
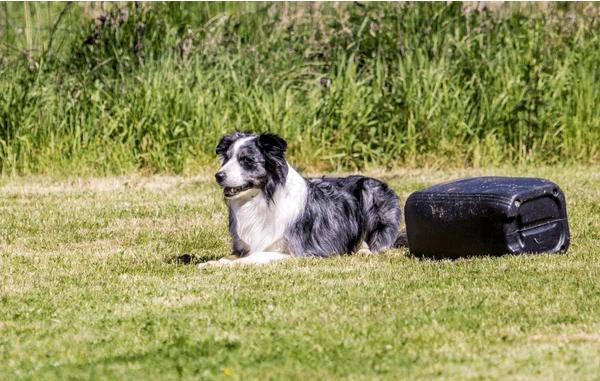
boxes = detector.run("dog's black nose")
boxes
[215,171,226,184]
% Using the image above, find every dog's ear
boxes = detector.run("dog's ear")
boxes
[216,132,245,161]
[257,133,288,203]
[257,133,287,156]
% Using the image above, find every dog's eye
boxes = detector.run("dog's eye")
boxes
[240,156,254,165]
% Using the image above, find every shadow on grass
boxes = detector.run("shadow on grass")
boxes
[39,335,241,377]
[167,253,210,265]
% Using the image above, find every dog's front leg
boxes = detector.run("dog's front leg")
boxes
[197,254,239,269]
[199,252,290,268]
[234,251,291,265]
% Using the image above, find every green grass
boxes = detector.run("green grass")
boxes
[1,3,600,378]
[1,2,600,174]
[1,165,600,380]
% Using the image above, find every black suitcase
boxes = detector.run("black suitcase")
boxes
[404,177,570,258]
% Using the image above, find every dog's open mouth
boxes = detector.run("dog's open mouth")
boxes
[224,184,253,198]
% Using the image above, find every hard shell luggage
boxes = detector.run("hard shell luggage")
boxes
[404,177,570,258]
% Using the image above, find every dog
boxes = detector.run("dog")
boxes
[200,132,404,267]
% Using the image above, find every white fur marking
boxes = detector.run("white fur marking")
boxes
[228,163,307,254]
[219,136,255,188]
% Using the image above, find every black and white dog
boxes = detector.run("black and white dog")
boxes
[201,132,403,267]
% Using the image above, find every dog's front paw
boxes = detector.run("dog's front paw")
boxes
[197,257,234,269]
[197,260,219,269]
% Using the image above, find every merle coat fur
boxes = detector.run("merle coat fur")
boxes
[211,132,403,264]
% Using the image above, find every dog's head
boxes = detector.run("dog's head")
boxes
[215,132,288,201]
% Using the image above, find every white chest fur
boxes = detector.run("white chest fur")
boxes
[229,165,307,253]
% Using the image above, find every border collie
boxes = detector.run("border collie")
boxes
[200,132,404,267]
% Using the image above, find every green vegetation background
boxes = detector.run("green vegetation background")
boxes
[1,2,599,175]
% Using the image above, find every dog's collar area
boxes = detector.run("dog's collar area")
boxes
[224,184,254,198]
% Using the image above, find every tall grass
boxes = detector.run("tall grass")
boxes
[0,2,599,175]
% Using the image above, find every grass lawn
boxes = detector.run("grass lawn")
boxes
[1,166,599,380]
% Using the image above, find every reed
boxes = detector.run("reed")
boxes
[0,2,599,175]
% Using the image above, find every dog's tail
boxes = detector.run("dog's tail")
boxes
[393,230,409,248]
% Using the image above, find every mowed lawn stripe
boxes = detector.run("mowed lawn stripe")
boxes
[1,166,599,380]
